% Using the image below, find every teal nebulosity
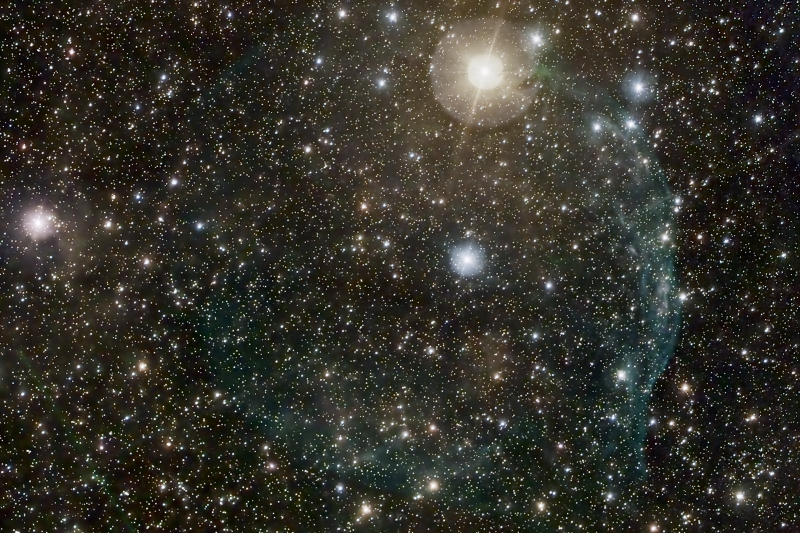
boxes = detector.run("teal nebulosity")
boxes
[195,20,680,530]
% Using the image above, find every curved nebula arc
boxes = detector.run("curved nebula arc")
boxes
[197,18,681,530]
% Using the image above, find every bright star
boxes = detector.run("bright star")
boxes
[468,54,504,90]
[451,243,484,276]
[23,208,56,240]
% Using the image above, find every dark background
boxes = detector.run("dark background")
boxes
[1,1,798,531]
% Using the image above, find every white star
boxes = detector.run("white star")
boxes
[467,54,504,90]
[23,208,56,240]
[451,243,484,276]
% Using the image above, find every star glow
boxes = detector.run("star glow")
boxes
[451,243,484,277]
[430,18,539,127]
[467,54,504,89]
[23,208,56,240]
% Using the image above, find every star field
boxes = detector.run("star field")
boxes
[1,1,799,532]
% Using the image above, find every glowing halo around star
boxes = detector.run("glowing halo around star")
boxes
[430,18,538,127]
[467,54,504,89]
[451,243,484,277]
[23,207,57,240]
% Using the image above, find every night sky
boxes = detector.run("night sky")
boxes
[2,1,799,531]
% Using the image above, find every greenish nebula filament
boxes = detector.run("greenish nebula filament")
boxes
[199,18,680,529]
